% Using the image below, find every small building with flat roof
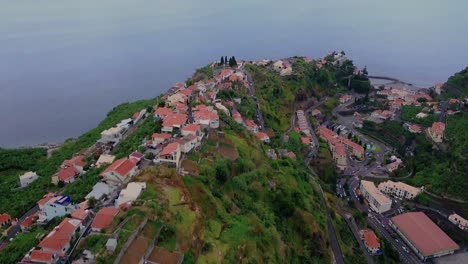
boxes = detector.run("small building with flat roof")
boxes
[360,180,392,213]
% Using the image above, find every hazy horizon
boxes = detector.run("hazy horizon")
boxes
[1,0,468,148]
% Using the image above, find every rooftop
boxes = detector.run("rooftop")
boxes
[91,207,119,230]
[391,212,459,257]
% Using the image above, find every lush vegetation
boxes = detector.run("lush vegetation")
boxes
[113,118,161,158]
[400,105,436,126]
[441,66,468,98]
[0,227,45,263]
[0,98,157,217]
[0,148,46,171]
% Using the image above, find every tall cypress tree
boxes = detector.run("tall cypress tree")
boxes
[225,56,228,65]
[220,56,224,65]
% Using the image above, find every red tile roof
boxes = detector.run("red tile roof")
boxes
[335,143,346,156]
[38,193,56,207]
[129,152,144,160]
[220,69,234,78]
[179,89,192,96]
[244,119,258,130]
[255,132,269,141]
[155,107,174,117]
[174,82,185,89]
[71,209,89,222]
[55,166,80,182]
[21,212,38,229]
[0,213,12,225]
[391,212,459,257]
[301,137,311,145]
[62,155,87,168]
[182,124,201,133]
[91,208,119,230]
[100,158,137,178]
[287,152,296,159]
[152,133,171,140]
[132,112,141,119]
[160,142,180,157]
[194,110,218,121]
[232,111,242,120]
[362,229,380,249]
[39,218,79,252]
[30,250,55,263]
[163,113,187,127]
[432,122,446,136]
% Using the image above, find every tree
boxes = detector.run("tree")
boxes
[88,196,97,208]
[362,66,368,75]
[224,56,228,65]
[215,160,229,183]
[220,56,224,65]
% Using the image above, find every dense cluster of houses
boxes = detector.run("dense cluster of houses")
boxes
[319,126,365,171]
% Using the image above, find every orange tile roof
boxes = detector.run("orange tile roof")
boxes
[21,212,38,228]
[62,155,87,168]
[432,122,446,136]
[132,112,141,119]
[100,158,136,178]
[30,250,55,263]
[362,230,380,249]
[160,142,180,156]
[38,193,56,207]
[255,132,269,140]
[152,133,171,140]
[0,213,12,225]
[182,124,201,133]
[39,218,78,252]
[301,137,311,145]
[155,107,174,117]
[55,166,80,182]
[335,143,346,156]
[71,208,89,222]
[163,113,187,127]
[91,208,119,230]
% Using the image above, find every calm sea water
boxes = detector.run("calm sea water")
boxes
[1,0,467,148]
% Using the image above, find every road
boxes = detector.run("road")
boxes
[314,180,345,264]
[241,68,266,132]
[331,96,393,177]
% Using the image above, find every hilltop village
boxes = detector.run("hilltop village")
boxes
[0,52,467,264]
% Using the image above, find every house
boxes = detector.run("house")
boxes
[100,126,125,144]
[339,95,352,104]
[61,155,86,173]
[360,230,381,255]
[38,193,56,210]
[408,124,422,133]
[218,68,234,81]
[96,154,116,168]
[132,109,147,123]
[434,83,444,95]
[174,102,188,114]
[162,113,187,133]
[157,142,181,168]
[51,166,80,185]
[244,119,259,133]
[378,180,422,200]
[181,124,202,137]
[38,218,83,256]
[333,143,348,171]
[20,212,38,232]
[115,182,146,208]
[19,171,39,188]
[311,109,321,116]
[151,133,172,145]
[296,110,310,134]
[0,213,12,227]
[28,250,59,264]
[129,151,144,164]
[85,182,114,201]
[448,214,468,231]
[167,92,188,106]
[371,110,393,120]
[106,238,118,252]
[154,107,174,120]
[255,132,270,143]
[360,180,392,213]
[428,122,445,143]
[386,160,402,172]
[215,102,230,116]
[193,109,219,128]
[91,207,119,232]
[38,196,77,223]
[416,112,428,119]
[71,208,91,225]
[100,158,138,184]
[301,137,311,145]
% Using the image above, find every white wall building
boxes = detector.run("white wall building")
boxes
[360,180,392,213]
[19,171,39,188]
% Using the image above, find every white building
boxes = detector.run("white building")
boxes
[96,154,116,168]
[378,180,422,200]
[115,182,146,207]
[19,171,39,188]
[448,214,468,231]
[100,126,125,144]
[360,180,392,213]
[85,182,114,201]
[38,196,77,223]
